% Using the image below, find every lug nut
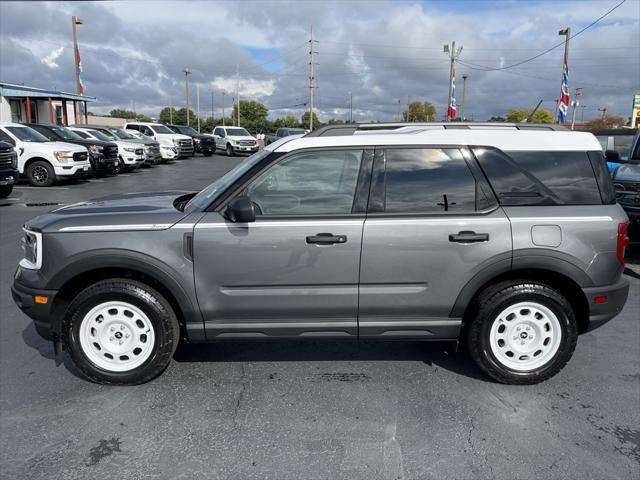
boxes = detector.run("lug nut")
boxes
[120,325,125,330]
[110,327,115,332]
[125,333,130,338]
[109,336,114,341]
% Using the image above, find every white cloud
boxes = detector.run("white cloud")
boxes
[41,46,64,69]
[211,76,276,98]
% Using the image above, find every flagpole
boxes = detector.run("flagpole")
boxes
[71,16,84,122]
[557,27,571,124]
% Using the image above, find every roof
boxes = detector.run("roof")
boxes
[273,128,602,153]
[0,82,95,102]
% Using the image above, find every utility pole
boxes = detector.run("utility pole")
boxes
[71,16,84,122]
[211,91,214,122]
[308,24,318,130]
[397,99,401,122]
[460,74,468,122]
[170,96,173,124]
[444,41,463,121]
[348,92,352,123]
[580,104,587,122]
[557,27,571,123]
[182,67,192,126]
[196,84,201,133]
[598,107,607,119]
[406,95,410,122]
[222,91,226,126]
[570,87,582,130]
[236,64,240,127]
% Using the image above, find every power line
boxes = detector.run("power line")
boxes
[456,0,627,71]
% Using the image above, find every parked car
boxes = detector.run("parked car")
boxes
[69,127,144,172]
[124,122,193,159]
[0,122,90,187]
[0,140,19,198]
[265,127,306,145]
[121,129,164,164]
[612,133,640,239]
[79,125,162,166]
[165,125,216,156]
[28,124,119,176]
[12,123,630,385]
[591,128,638,174]
[212,126,258,156]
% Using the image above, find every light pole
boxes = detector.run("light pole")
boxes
[598,107,607,119]
[221,91,226,126]
[460,74,468,122]
[444,42,463,121]
[182,68,192,126]
[570,87,582,130]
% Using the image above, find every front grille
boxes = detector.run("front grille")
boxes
[135,148,144,156]
[73,152,88,162]
[615,181,640,206]
[239,140,256,146]
[104,146,118,159]
[200,137,215,146]
[0,149,16,167]
[178,139,193,149]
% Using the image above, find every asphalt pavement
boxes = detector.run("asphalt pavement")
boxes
[0,153,638,480]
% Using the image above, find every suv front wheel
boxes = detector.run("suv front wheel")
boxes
[467,280,578,385]
[63,278,180,385]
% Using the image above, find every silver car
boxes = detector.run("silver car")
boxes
[12,123,631,385]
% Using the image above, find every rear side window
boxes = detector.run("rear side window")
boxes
[383,148,489,213]
[473,148,602,205]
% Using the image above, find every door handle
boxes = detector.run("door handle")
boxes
[306,233,347,245]
[449,231,490,243]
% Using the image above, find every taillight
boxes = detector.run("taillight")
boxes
[617,222,630,266]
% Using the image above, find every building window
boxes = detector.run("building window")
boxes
[9,99,22,122]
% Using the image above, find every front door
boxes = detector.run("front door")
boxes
[194,148,372,339]
[358,147,512,338]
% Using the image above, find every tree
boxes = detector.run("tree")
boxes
[402,101,436,122]
[109,109,152,122]
[585,115,626,130]
[301,111,321,129]
[326,119,346,125]
[488,116,506,122]
[273,115,300,129]
[505,108,554,124]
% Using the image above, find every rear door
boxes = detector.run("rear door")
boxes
[193,148,373,339]
[358,147,512,338]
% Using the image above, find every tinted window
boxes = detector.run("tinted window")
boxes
[474,148,602,205]
[0,129,15,144]
[73,130,90,139]
[587,150,616,204]
[150,124,174,134]
[612,135,635,158]
[384,148,479,213]
[88,130,113,142]
[246,150,363,215]
[6,126,48,142]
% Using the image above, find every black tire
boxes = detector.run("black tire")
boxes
[0,184,13,198]
[27,160,56,187]
[203,149,213,157]
[466,280,578,385]
[63,278,180,385]
[226,144,234,157]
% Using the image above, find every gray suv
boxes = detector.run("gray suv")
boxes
[12,123,631,385]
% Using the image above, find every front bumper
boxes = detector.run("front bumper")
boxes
[232,145,259,153]
[0,169,18,185]
[92,155,119,174]
[582,278,630,332]
[54,163,91,178]
[12,278,58,340]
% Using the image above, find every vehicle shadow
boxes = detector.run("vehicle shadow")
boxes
[173,340,487,381]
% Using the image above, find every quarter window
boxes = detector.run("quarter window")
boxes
[383,148,480,213]
[245,149,363,215]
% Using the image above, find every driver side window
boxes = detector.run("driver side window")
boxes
[245,149,363,216]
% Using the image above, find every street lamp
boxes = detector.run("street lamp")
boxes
[182,68,192,126]
[570,87,582,130]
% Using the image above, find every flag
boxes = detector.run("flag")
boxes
[75,45,85,95]
[448,67,457,120]
[557,51,569,123]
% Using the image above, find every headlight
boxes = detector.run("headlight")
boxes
[89,145,103,154]
[54,151,74,163]
[124,147,137,153]
[11,152,17,168]
[20,228,42,270]
[194,138,201,145]
[172,138,179,145]
[144,145,151,152]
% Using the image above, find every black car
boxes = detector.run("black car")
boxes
[166,125,216,156]
[0,140,19,198]
[28,124,119,176]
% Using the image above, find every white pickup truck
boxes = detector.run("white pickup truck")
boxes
[0,123,90,187]
[212,126,258,156]
[124,122,193,160]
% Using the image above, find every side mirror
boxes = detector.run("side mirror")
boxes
[605,149,622,164]
[226,195,255,223]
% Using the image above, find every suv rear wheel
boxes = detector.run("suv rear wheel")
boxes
[27,160,55,187]
[63,278,180,385]
[467,280,578,385]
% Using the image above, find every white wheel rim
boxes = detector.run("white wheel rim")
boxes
[78,301,156,372]
[489,301,562,372]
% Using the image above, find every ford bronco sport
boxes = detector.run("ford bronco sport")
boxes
[12,123,630,385]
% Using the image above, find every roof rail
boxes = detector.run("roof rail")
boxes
[305,122,568,137]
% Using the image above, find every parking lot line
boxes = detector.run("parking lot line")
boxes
[14,186,70,190]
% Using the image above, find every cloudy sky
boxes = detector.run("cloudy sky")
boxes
[1,0,638,123]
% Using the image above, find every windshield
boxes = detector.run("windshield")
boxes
[89,130,114,142]
[6,126,48,142]
[151,124,174,134]
[614,136,635,158]
[106,127,136,140]
[50,126,83,141]
[176,126,198,135]
[185,149,270,212]
[226,128,251,137]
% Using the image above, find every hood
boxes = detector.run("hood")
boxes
[227,135,256,141]
[121,137,155,146]
[57,138,116,148]
[117,141,143,150]
[613,164,640,182]
[40,141,87,152]
[26,191,191,233]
